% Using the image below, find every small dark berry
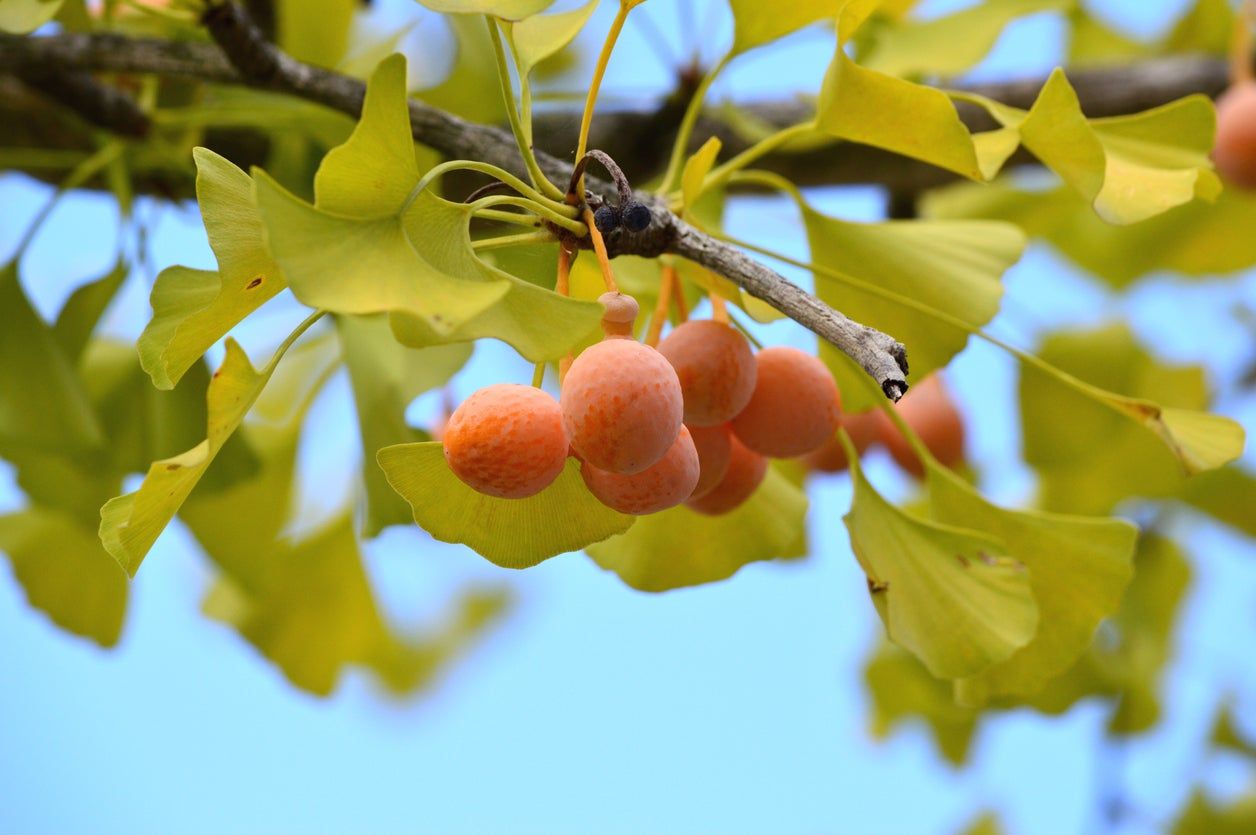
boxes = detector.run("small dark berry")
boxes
[622,202,652,233]
[593,205,620,235]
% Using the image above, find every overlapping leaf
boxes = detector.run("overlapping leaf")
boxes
[278,0,355,68]
[503,0,597,76]
[416,0,553,20]
[727,0,837,56]
[337,314,470,537]
[99,328,332,577]
[377,443,633,569]
[922,181,1256,287]
[1020,323,1244,515]
[585,467,807,592]
[138,149,288,390]
[865,642,979,765]
[844,448,1039,679]
[816,4,1219,222]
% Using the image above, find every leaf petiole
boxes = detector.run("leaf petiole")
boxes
[402,159,577,218]
[572,0,638,196]
[471,231,556,251]
[469,195,587,236]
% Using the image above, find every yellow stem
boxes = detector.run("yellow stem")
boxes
[573,2,632,195]
[486,17,565,201]
[582,207,619,292]
[702,122,813,194]
[658,54,730,195]
[645,262,676,346]
[709,292,729,323]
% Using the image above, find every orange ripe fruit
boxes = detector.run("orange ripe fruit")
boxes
[442,384,569,499]
[686,433,767,516]
[730,346,840,458]
[800,409,882,473]
[876,374,965,479]
[688,424,732,500]
[657,320,757,426]
[1214,81,1256,190]
[561,338,684,474]
[582,425,700,515]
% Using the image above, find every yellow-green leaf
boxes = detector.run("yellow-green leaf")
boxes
[416,0,554,20]
[728,0,837,56]
[52,260,127,363]
[277,0,355,67]
[377,442,634,568]
[0,0,62,33]
[138,149,288,390]
[0,506,127,647]
[844,452,1039,679]
[863,0,1069,79]
[864,642,978,765]
[0,264,103,453]
[99,326,331,577]
[253,171,508,329]
[337,314,471,537]
[504,0,597,76]
[1182,466,1256,538]
[585,466,808,592]
[681,136,722,216]
[1020,324,1244,514]
[923,466,1136,703]
[314,54,421,216]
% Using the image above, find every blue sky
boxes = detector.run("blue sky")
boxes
[1,2,1254,833]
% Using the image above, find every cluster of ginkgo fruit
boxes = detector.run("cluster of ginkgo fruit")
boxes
[442,289,970,516]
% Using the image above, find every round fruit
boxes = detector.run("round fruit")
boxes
[730,346,840,458]
[1214,81,1256,190]
[686,433,767,516]
[657,320,757,426]
[800,408,881,473]
[581,425,700,515]
[442,384,569,499]
[688,424,732,500]
[561,338,684,474]
[622,202,652,232]
[877,374,965,479]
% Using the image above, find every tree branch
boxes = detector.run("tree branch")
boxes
[0,25,1233,398]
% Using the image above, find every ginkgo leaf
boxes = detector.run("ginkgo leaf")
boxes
[844,449,1039,679]
[795,191,1023,409]
[201,515,390,697]
[337,314,471,537]
[0,0,62,33]
[504,0,598,77]
[52,260,127,363]
[1020,323,1244,514]
[253,171,509,329]
[418,14,508,124]
[278,0,355,68]
[864,642,978,766]
[923,465,1137,703]
[377,442,634,569]
[387,196,602,362]
[1172,791,1256,835]
[416,0,554,20]
[921,181,1256,287]
[1182,466,1256,538]
[1210,705,1256,758]
[681,136,722,215]
[727,0,836,56]
[1028,534,1190,734]
[0,264,103,453]
[863,0,1069,78]
[138,149,288,390]
[0,506,128,648]
[585,467,808,592]
[314,53,421,217]
[99,325,331,577]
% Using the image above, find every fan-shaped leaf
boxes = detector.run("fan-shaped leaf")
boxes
[416,0,554,20]
[585,467,807,592]
[377,441,633,568]
[504,0,597,76]
[0,0,62,33]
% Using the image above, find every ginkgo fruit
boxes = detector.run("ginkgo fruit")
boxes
[686,433,767,516]
[561,338,684,474]
[877,374,966,479]
[582,425,700,515]
[657,320,757,426]
[1213,81,1256,190]
[730,346,840,458]
[800,408,882,474]
[599,291,639,338]
[688,423,732,500]
[442,384,569,499]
